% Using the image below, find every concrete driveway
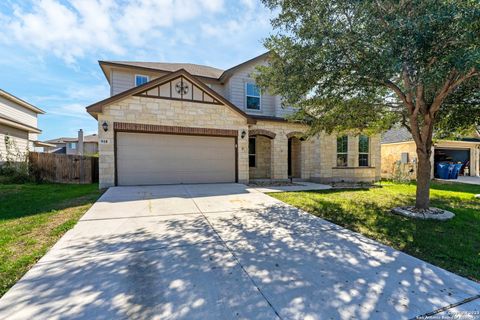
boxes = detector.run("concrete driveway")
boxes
[0,184,479,320]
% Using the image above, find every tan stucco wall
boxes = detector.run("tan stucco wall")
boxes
[97,96,249,188]
[381,141,418,179]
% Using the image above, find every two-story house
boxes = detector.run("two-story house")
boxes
[86,52,381,188]
[44,130,99,156]
[0,89,48,165]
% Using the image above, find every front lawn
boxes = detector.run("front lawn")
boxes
[0,183,103,297]
[271,181,480,282]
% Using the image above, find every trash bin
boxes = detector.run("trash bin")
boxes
[450,163,463,179]
[436,162,450,179]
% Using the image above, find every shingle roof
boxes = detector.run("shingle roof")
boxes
[100,51,272,81]
[381,127,413,144]
[382,127,480,144]
[101,61,224,79]
[46,134,98,144]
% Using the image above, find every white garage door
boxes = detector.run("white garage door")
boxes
[117,132,236,185]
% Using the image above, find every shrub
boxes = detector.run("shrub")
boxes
[0,135,33,184]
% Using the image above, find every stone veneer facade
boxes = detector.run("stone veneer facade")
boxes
[96,96,382,188]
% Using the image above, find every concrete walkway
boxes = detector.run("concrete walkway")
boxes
[248,181,332,193]
[436,176,480,185]
[0,184,478,320]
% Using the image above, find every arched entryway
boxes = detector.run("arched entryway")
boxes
[249,129,276,180]
[287,132,305,179]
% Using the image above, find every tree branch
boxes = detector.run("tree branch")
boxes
[430,68,477,115]
[383,80,414,113]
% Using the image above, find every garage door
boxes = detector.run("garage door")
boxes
[117,132,236,185]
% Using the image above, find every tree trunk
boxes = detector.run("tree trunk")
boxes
[415,150,432,209]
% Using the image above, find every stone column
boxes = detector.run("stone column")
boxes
[271,135,288,180]
[348,135,358,167]
[98,118,115,188]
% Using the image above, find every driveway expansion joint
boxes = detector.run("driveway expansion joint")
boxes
[182,185,283,320]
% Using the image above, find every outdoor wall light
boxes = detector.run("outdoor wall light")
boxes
[102,121,109,132]
[241,130,247,139]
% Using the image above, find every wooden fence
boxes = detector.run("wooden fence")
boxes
[29,152,99,184]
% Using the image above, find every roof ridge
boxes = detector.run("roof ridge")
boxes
[99,51,271,81]
[108,61,224,69]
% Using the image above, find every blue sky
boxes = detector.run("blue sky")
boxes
[0,0,273,140]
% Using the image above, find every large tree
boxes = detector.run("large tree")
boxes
[257,0,480,209]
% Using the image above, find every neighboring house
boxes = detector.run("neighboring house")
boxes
[381,127,480,179]
[87,52,381,188]
[0,89,50,165]
[44,130,99,156]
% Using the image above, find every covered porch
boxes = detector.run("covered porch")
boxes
[247,127,308,182]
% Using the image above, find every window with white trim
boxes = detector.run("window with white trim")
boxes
[68,142,77,150]
[249,137,256,167]
[358,135,369,167]
[336,136,348,167]
[135,74,149,86]
[245,83,261,110]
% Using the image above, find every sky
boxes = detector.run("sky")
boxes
[0,0,274,140]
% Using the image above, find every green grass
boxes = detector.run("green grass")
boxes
[0,183,103,297]
[271,181,480,282]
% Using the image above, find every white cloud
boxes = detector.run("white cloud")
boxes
[1,0,226,63]
[240,0,256,10]
[44,103,91,119]
[200,1,272,52]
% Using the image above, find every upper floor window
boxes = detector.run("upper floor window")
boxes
[358,135,369,167]
[336,136,348,167]
[249,137,256,167]
[135,74,149,86]
[246,83,261,110]
[68,142,77,150]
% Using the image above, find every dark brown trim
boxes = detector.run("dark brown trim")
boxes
[133,94,223,106]
[250,115,291,123]
[114,122,238,137]
[134,75,224,105]
[113,122,239,185]
[249,128,276,139]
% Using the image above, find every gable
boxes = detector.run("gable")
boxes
[134,75,223,105]
[87,69,252,121]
